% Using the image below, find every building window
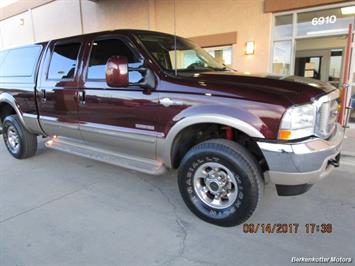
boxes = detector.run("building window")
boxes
[297,7,355,37]
[274,14,293,39]
[270,3,355,76]
[272,40,292,75]
[328,48,343,87]
[204,46,232,66]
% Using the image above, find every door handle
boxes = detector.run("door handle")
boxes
[159,97,183,107]
[159,97,173,107]
[80,91,86,104]
[41,89,46,103]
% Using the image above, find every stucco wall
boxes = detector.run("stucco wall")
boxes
[0,0,272,72]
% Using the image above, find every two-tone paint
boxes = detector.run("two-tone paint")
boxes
[0,29,336,168]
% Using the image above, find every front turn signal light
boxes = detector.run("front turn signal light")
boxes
[278,129,291,140]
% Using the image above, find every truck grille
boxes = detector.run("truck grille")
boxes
[315,90,339,139]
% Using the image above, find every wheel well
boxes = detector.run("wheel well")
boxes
[0,102,16,124]
[171,123,268,171]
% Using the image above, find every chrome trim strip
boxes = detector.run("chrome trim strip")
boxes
[313,89,339,107]
[23,113,37,119]
[40,115,79,130]
[314,89,339,139]
[80,122,164,143]
[39,116,164,142]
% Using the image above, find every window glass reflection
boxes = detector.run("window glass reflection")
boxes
[297,6,355,37]
[88,39,139,81]
[274,15,293,39]
[48,43,80,80]
[272,41,292,75]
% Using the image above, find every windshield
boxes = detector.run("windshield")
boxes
[137,32,226,74]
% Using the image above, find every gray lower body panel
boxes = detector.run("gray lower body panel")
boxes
[45,137,166,175]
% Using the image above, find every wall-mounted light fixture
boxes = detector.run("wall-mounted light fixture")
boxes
[245,41,255,55]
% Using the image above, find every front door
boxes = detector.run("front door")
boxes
[37,40,83,139]
[77,37,161,159]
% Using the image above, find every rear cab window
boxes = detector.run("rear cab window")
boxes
[47,42,81,80]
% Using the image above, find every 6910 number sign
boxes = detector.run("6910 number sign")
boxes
[311,15,337,26]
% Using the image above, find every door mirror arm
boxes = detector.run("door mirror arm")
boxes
[128,67,156,90]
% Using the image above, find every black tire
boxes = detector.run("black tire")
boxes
[2,115,37,159]
[178,139,264,227]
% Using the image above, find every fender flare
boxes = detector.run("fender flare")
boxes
[0,92,29,130]
[158,112,266,168]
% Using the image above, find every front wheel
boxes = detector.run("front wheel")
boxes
[2,115,37,159]
[178,139,264,227]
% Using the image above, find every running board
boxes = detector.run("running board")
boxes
[45,137,166,175]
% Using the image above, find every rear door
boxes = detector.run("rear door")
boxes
[36,39,83,139]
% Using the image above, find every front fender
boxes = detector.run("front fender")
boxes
[157,103,279,168]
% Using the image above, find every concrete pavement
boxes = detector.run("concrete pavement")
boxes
[0,139,354,266]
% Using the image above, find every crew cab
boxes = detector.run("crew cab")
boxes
[0,30,344,226]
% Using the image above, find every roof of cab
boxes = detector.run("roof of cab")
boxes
[44,29,178,44]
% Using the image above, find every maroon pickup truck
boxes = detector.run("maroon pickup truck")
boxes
[0,30,343,226]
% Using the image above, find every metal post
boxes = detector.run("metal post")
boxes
[173,0,177,76]
[339,24,353,126]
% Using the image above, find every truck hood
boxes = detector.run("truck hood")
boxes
[185,71,337,107]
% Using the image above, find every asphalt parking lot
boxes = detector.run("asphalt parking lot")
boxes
[0,138,354,266]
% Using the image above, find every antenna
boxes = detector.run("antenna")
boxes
[173,0,177,76]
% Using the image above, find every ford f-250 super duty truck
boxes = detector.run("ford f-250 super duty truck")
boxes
[0,30,344,226]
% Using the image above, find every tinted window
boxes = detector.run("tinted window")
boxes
[48,43,80,80]
[87,39,138,80]
[0,46,41,77]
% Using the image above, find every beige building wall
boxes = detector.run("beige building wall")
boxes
[32,0,82,42]
[0,11,34,48]
[0,0,272,73]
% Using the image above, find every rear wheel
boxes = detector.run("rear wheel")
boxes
[178,139,264,227]
[2,115,37,159]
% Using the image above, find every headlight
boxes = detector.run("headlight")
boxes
[278,104,316,140]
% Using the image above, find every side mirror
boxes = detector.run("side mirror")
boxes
[106,56,129,87]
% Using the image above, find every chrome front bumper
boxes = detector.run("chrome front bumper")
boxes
[257,124,344,186]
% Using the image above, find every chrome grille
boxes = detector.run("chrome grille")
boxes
[315,90,339,139]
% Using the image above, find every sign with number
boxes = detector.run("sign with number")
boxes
[311,15,337,26]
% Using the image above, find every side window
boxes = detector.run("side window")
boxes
[48,42,81,80]
[0,46,41,77]
[87,39,138,80]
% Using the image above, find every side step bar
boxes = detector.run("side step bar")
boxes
[45,137,166,175]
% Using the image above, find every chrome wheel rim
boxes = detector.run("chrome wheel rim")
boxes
[6,125,20,153]
[193,162,238,209]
